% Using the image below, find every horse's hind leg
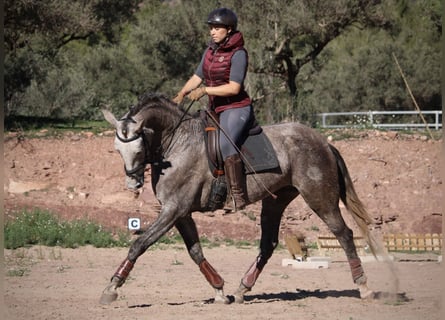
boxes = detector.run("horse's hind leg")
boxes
[314,205,373,298]
[234,187,298,303]
[175,215,230,304]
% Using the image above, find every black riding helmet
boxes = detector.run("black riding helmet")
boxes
[207,8,237,31]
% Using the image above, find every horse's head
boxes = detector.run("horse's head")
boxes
[103,109,153,190]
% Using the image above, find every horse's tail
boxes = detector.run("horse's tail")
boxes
[329,144,383,257]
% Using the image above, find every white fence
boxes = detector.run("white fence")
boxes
[318,110,442,130]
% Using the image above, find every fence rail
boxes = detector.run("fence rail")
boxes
[317,236,366,252]
[383,233,442,252]
[317,233,442,252]
[318,110,442,130]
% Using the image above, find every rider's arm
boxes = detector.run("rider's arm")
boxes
[178,74,203,97]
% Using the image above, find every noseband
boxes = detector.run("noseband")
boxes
[115,131,150,183]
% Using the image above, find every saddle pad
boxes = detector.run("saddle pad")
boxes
[240,131,280,174]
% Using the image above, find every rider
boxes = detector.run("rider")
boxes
[173,8,253,211]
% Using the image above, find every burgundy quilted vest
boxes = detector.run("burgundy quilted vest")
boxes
[202,31,252,114]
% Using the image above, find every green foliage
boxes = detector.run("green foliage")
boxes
[297,0,442,121]
[5,209,131,249]
[4,0,442,127]
[4,0,140,119]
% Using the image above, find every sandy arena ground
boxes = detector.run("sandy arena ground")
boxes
[3,129,443,319]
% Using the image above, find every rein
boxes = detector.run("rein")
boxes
[156,100,195,158]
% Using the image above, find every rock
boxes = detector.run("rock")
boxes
[385,131,398,140]
[79,192,89,199]
[7,179,52,194]
[70,135,81,141]
[101,192,136,204]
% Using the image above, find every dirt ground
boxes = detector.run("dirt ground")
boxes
[3,128,444,319]
[4,246,443,320]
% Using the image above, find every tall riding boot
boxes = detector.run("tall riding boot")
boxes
[224,154,247,211]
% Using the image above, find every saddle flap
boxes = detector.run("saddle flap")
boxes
[202,110,279,177]
[240,131,279,174]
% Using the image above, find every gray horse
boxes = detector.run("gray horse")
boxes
[100,92,380,305]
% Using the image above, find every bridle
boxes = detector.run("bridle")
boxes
[115,100,195,183]
[115,128,151,184]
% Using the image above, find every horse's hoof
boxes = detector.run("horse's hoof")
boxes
[234,294,245,304]
[214,295,230,304]
[99,290,118,305]
[99,281,119,305]
[360,289,375,300]
[358,284,375,300]
[233,284,249,304]
[214,289,230,304]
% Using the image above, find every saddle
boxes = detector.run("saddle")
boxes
[202,110,279,177]
[201,110,280,211]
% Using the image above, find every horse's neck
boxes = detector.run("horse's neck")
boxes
[165,118,205,149]
[138,107,174,129]
[141,109,204,157]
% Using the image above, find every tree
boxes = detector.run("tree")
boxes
[4,0,441,125]
[296,0,442,123]
[4,0,140,117]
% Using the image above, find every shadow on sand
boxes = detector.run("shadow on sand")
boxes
[243,288,411,304]
[127,289,411,308]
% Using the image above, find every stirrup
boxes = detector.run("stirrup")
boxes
[223,195,245,213]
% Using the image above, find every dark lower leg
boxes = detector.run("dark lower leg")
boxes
[199,259,224,289]
[348,257,367,284]
[113,211,177,286]
[241,254,268,288]
[330,220,367,285]
[175,216,225,289]
[242,196,284,288]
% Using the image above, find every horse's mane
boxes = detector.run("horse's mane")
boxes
[127,92,195,119]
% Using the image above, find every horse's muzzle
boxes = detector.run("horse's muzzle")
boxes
[126,175,144,190]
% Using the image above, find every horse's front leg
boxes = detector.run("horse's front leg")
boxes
[99,207,178,305]
[234,193,288,303]
[175,215,229,304]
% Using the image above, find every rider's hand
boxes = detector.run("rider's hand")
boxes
[172,92,185,105]
[188,87,207,101]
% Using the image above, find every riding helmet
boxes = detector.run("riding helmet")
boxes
[207,8,237,31]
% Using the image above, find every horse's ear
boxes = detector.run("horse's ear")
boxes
[102,109,118,128]
[135,118,145,133]
[143,127,154,136]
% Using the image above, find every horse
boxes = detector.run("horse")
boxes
[99,92,380,305]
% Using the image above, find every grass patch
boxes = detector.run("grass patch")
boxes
[5,209,131,249]
[5,209,273,251]
[7,267,30,277]
[5,115,111,136]
[150,233,261,250]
